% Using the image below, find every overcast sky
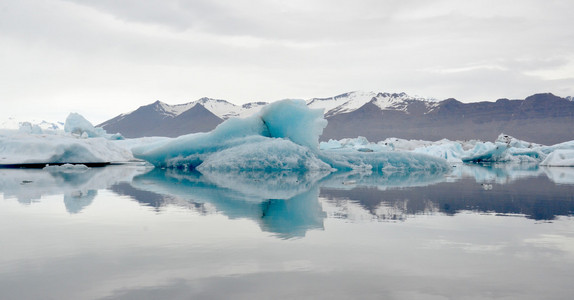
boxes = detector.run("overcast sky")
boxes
[1,0,573,124]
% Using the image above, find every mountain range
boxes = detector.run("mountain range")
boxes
[98,91,574,145]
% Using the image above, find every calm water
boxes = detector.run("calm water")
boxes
[1,164,574,299]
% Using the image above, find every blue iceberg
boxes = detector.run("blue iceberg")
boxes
[133,100,451,173]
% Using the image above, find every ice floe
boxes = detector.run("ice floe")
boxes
[0,113,133,166]
[541,150,574,167]
[322,134,574,166]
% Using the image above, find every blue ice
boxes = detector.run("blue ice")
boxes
[132,100,451,173]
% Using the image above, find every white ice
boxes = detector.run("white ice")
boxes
[541,150,574,167]
[323,134,574,166]
[0,113,133,165]
[0,134,134,165]
[64,113,123,140]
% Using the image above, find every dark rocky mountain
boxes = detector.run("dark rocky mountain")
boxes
[322,93,574,145]
[99,93,574,145]
[98,100,223,138]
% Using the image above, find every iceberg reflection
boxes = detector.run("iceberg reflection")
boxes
[0,165,148,213]
[1,163,573,229]
[126,168,326,238]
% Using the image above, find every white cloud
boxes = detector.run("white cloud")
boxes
[1,0,574,123]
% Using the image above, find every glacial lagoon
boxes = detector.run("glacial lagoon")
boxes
[1,164,573,300]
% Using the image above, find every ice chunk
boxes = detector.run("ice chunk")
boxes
[320,136,392,152]
[412,142,466,163]
[460,142,508,163]
[43,163,90,172]
[65,113,123,140]
[197,138,333,172]
[496,133,543,149]
[320,150,450,173]
[0,134,134,165]
[19,122,43,134]
[541,150,574,166]
[258,99,327,149]
[410,136,545,164]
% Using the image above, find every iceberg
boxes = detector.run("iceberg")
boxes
[64,113,123,140]
[0,113,133,166]
[541,150,574,167]
[327,134,573,166]
[133,100,451,173]
[0,134,134,166]
[18,122,44,134]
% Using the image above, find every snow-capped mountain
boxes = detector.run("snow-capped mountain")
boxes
[194,98,268,119]
[116,97,268,120]
[99,92,574,144]
[322,93,574,145]
[98,97,269,138]
[98,100,223,138]
[307,91,438,117]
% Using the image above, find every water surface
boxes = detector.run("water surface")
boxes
[1,164,573,299]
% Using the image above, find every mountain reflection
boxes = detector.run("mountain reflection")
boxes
[321,176,574,221]
[321,164,574,221]
[1,163,573,235]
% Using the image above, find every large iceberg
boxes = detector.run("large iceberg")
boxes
[132,100,451,173]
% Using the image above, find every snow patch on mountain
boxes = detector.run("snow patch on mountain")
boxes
[307,91,437,117]
[143,98,269,120]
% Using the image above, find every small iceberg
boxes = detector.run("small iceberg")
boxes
[0,113,133,167]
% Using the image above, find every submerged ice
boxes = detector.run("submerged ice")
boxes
[132,100,451,174]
